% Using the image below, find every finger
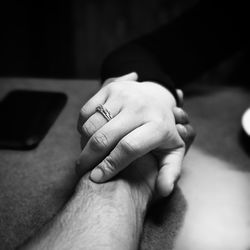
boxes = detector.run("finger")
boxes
[176,124,196,152]
[76,110,143,176]
[89,122,166,183]
[176,89,184,107]
[173,107,189,124]
[103,72,138,86]
[77,88,108,134]
[78,72,138,134]
[156,147,185,197]
[80,97,122,140]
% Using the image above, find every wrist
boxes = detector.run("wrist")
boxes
[74,175,149,249]
[21,173,150,250]
[78,174,149,221]
[76,173,149,215]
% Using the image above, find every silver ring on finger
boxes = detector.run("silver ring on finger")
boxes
[96,104,113,122]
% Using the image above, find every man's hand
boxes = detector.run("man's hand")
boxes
[76,72,195,196]
[20,153,159,250]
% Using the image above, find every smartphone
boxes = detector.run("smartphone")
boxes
[0,90,67,150]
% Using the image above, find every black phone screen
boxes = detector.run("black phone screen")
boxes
[0,90,67,150]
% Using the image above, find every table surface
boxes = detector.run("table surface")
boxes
[0,78,249,250]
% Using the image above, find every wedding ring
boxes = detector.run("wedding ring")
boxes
[96,104,113,121]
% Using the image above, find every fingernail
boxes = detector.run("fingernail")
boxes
[90,168,103,182]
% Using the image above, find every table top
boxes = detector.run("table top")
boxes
[0,78,249,250]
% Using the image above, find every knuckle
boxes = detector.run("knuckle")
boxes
[102,156,117,175]
[82,121,96,138]
[89,132,109,151]
[119,138,138,156]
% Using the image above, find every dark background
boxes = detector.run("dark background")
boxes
[0,0,196,79]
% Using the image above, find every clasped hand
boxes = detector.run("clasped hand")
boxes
[76,72,194,196]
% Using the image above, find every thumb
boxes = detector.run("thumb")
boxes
[114,72,138,81]
[103,72,138,86]
[156,147,185,197]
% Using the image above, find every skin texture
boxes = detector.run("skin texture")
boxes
[76,72,195,196]
[19,154,158,250]
[19,117,193,250]
[19,91,194,250]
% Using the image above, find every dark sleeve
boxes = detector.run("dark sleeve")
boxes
[101,0,249,100]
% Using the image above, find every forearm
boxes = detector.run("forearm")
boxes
[20,174,149,250]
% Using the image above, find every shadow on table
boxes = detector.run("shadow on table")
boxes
[183,85,250,173]
[140,186,187,250]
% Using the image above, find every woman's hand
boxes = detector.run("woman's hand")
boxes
[76,72,194,196]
